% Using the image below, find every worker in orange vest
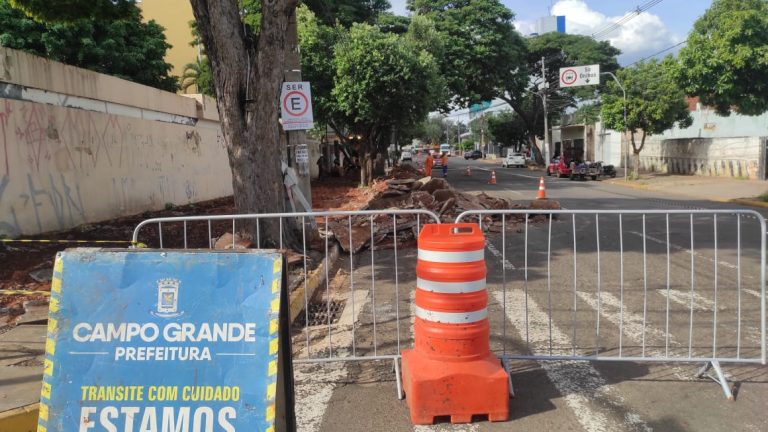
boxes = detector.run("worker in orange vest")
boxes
[441,153,448,178]
[424,152,434,177]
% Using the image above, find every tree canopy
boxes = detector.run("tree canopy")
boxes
[486,111,528,151]
[602,57,693,176]
[676,0,768,116]
[9,0,135,22]
[1,0,178,92]
[408,0,526,107]
[499,32,621,163]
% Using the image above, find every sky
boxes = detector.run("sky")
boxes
[388,0,713,65]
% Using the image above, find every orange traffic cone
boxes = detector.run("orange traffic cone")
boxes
[488,170,497,185]
[536,176,547,199]
[465,166,471,176]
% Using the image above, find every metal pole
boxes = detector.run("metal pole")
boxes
[601,72,627,180]
[541,56,550,165]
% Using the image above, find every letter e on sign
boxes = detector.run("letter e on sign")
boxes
[280,81,314,131]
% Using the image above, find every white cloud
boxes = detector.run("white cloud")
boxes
[517,0,684,64]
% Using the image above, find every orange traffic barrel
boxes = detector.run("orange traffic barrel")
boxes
[402,224,509,425]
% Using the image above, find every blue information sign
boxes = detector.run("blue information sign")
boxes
[38,249,283,432]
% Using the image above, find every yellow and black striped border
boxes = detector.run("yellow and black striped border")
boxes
[37,254,63,432]
[264,256,282,432]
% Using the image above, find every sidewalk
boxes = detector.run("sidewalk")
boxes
[605,173,768,206]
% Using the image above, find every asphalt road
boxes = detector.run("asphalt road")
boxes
[293,158,767,432]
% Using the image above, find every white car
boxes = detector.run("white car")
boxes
[400,151,412,162]
[502,152,526,168]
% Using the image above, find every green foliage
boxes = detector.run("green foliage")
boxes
[459,139,474,151]
[332,23,444,128]
[486,111,528,149]
[677,0,768,116]
[297,5,345,127]
[602,57,692,138]
[408,0,526,107]
[376,12,410,34]
[527,33,620,99]
[0,1,178,92]
[416,116,448,145]
[181,58,214,96]
[10,0,135,22]
[499,31,621,163]
[573,103,602,125]
[303,0,390,27]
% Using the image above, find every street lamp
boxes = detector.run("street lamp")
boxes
[601,71,628,181]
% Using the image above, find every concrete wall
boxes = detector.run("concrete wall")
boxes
[638,136,763,179]
[0,48,232,237]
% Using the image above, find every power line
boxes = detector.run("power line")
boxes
[590,0,665,40]
[628,40,687,66]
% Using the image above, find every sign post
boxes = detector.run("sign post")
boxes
[38,249,294,432]
[559,64,601,88]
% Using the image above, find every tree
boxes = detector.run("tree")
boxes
[304,0,390,27]
[9,0,135,22]
[408,0,526,108]
[601,57,693,178]
[1,0,178,92]
[486,111,529,151]
[500,32,621,164]
[332,23,445,185]
[180,58,214,96]
[676,0,768,116]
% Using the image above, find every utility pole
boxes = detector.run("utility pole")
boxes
[541,56,550,165]
[601,71,627,181]
[284,9,312,209]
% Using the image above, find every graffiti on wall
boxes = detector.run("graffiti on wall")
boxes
[0,97,227,237]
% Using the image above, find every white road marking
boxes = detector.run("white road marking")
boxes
[627,231,740,271]
[294,289,369,432]
[486,242,514,270]
[655,289,719,312]
[576,291,690,381]
[494,290,653,432]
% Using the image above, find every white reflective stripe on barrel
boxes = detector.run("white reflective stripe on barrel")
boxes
[417,248,484,263]
[414,305,488,324]
[416,277,486,293]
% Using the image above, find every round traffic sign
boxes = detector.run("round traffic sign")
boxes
[282,91,310,117]
[561,68,578,85]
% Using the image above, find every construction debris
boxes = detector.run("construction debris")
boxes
[322,165,560,254]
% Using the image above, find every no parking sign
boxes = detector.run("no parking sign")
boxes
[280,82,314,131]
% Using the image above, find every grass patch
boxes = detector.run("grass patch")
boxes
[757,193,768,202]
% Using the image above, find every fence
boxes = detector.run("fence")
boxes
[455,209,766,400]
[132,209,767,400]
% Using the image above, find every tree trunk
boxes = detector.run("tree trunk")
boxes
[630,131,646,179]
[190,0,299,248]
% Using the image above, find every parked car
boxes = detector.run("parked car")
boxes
[601,163,617,178]
[400,151,412,162]
[547,157,571,178]
[464,150,483,160]
[569,161,603,181]
[502,152,526,168]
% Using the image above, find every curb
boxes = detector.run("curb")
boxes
[0,403,38,432]
[730,198,768,209]
[289,242,340,324]
[604,180,655,192]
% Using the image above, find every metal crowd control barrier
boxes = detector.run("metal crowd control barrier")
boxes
[132,210,441,400]
[455,209,767,400]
